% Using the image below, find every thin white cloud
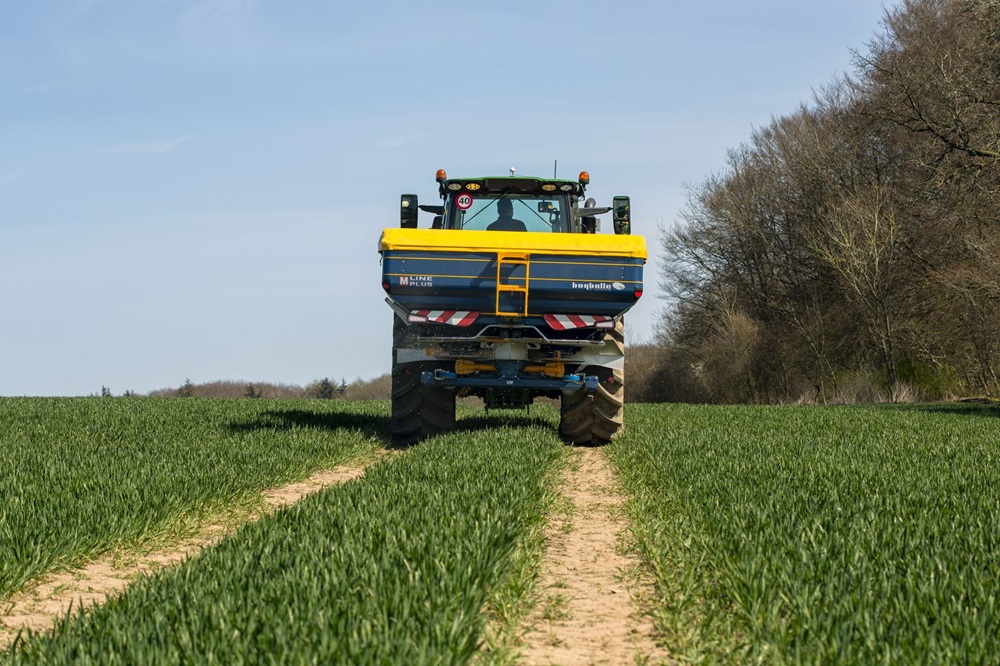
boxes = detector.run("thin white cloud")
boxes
[376,136,416,149]
[0,169,25,186]
[112,137,189,155]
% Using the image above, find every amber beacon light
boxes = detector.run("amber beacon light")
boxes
[578,171,590,186]
[435,169,447,182]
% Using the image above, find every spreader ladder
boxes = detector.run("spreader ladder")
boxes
[495,252,530,317]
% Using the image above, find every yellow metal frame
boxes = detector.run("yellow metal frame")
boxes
[524,352,565,378]
[455,354,564,379]
[455,359,496,375]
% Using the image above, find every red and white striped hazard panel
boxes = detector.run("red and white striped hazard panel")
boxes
[408,310,480,327]
[543,314,615,330]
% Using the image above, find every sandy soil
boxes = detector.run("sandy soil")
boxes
[0,458,378,650]
[518,447,672,666]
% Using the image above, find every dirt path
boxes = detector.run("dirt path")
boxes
[0,456,381,650]
[519,447,671,666]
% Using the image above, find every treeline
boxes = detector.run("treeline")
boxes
[121,375,393,400]
[639,0,1000,404]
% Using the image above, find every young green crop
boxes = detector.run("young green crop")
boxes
[0,398,380,599]
[6,411,563,665]
[610,403,1000,664]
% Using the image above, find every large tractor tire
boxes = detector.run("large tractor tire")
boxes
[390,362,456,445]
[390,316,456,444]
[558,322,625,445]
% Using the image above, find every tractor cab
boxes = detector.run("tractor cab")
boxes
[400,170,631,235]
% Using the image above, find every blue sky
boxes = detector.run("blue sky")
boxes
[0,1,893,396]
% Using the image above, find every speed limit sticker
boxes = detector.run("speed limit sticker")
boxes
[456,192,474,210]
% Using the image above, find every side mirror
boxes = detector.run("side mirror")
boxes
[400,194,418,229]
[582,197,598,234]
[612,196,631,235]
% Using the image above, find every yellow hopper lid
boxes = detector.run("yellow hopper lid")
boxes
[379,228,647,260]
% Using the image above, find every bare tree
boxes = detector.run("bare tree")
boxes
[807,185,906,397]
[860,0,1000,177]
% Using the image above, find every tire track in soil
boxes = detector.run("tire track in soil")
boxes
[519,447,672,666]
[0,453,388,650]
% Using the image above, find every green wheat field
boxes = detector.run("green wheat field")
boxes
[2,398,998,664]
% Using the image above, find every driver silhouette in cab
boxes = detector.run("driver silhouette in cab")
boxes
[487,199,527,232]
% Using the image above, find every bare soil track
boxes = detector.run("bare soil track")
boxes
[2,445,671,663]
[519,447,672,666]
[0,457,380,650]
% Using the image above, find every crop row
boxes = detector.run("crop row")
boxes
[0,398,381,599]
[610,403,1000,663]
[6,411,563,664]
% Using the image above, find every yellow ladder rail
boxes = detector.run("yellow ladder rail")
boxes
[495,252,530,317]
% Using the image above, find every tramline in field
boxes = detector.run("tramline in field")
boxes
[380,168,646,444]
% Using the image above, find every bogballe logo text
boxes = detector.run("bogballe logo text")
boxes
[572,282,613,291]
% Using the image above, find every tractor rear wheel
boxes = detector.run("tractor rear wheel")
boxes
[390,362,456,445]
[390,317,455,444]
[558,322,625,445]
[559,366,624,445]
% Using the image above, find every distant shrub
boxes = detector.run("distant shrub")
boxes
[340,374,391,401]
[625,344,670,403]
[894,359,960,401]
[308,378,336,400]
